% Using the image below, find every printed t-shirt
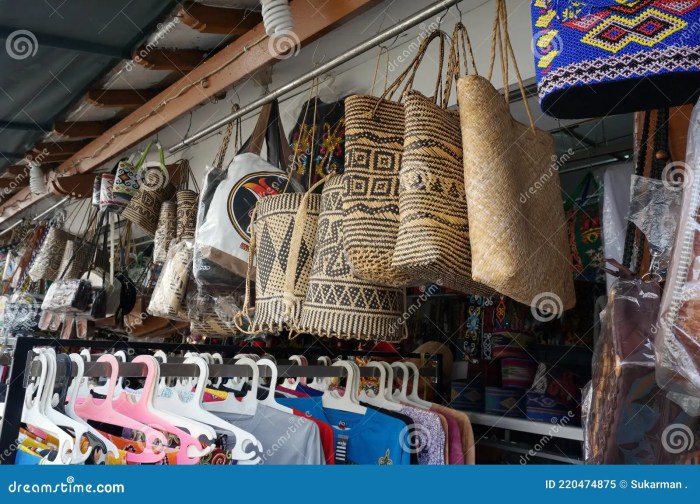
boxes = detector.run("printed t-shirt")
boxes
[214,403,323,465]
[398,405,446,465]
[360,403,419,465]
[278,396,412,465]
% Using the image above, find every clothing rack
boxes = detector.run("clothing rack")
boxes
[169,0,463,153]
[0,336,442,464]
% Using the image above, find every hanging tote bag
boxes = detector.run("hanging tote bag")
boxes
[153,201,177,264]
[28,216,69,281]
[393,24,494,296]
[122,143,174,236]
[148,240,193,319]
[296,174,405,342]
[341,32,447,287]
[112,154,140,205]
[457,0,575,313]
[531,0,700,119]
[194,99,301,285]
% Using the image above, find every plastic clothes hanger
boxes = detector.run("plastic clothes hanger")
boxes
[307,356,332,391]
[112,355,207,463]
[391,362,428,409]
[210,353,224,389]
[322,361,366,415]
[65,354,120,464]
[162,355,262,463]
[91,350,127,398]
[74,354,167,464]
[404,361,433,409]
[256,358,293,413]
[284,355,306,389]
[40,349,93,464]
[203,357,259,416]
[358,362,401,411]
[21,351,74,465]
[377,362,401,405]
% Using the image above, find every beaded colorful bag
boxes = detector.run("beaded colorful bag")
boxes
[531,0,700,118]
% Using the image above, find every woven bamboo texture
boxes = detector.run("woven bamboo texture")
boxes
[393,90,494,295]
[341,94,414,287]
[251,192,320,332]
[457,75,575,311]
[297,174,405,342]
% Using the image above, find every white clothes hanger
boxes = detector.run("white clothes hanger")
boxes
[65,354,120,464]
[391,362,428,409]
[203,357,259,417]
[307,356,332,391]
[40,348,92,464]
[322,361,366,415]
[21,350,74,465]
[404,361,433,409]
[378,362,401,405]
[161,355,262,463]
[257,358,293,413]
[358,362,401,411]
[284,355,305,390]
[210,353,224,388]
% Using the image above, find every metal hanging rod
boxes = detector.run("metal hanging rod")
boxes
[169,0,463,153]
[32,196,71,222]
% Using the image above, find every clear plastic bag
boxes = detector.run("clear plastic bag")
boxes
[585,277,690,464]
[657,100,700,409]
[628,174,683,274]
[147,240,193,319]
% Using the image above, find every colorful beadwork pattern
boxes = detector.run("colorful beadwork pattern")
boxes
[531,0,700,118]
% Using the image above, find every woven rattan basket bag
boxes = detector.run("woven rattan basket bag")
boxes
[247,192,321,332]
[28,216,69,281]
[393,24,493,295]
[296,174,405,342]
[341,32,447,287]
[456,0,574,312]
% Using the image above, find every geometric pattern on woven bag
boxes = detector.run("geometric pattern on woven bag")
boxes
[581,8,686,53]
[300,174,403,339]
[394,91,491,295]
[341,94,413,286]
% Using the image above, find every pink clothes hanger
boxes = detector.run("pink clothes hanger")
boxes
[74,354,167,464]
[113,355,204,464]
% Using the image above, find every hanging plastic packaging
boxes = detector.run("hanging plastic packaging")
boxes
[147,240,193,319]
[657,100,700,407]
[585,274,697,464]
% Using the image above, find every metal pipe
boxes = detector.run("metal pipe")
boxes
[32,196,70,222]
[169,0,463,153]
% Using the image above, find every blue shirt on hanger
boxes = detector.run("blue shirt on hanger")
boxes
[278,396,411,465]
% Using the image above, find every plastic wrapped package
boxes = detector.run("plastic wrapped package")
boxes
[147,240,193,319]
[586,276,696,464]
[188,288,244,338]
[657,101,700,407]
[627,175,683,274]
[600,162,634,291]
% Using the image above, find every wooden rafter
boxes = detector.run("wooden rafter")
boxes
[0,0,382,223]
[85,89,161,108]
[132,48,207,72]
[32,140,91,155]
[53,121,115,139]
[0,178,29,190]
[178,2,262,35]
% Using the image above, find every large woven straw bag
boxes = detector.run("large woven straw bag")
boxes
[247,192,321,332]
[296,174,405,342]
[341,32,447,287]
[392,25,493,295]
[456,1,574,312]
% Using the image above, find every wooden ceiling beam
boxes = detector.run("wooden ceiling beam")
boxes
[53,121,115,139]
[132,48,207,72]
[85,89,161,108]
[0,178,29,190]
[2,165,29,178]
[179,2,262,35]
[32,140,91,155]
[0,0,382,223]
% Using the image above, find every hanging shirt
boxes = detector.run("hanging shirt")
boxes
[297,384,323,397]
[398,405,446,465]
[214,403,323,465]
[430,404,475,464]
[279,397,412,465]
[359,403,419,465]
[289,408,335,464]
